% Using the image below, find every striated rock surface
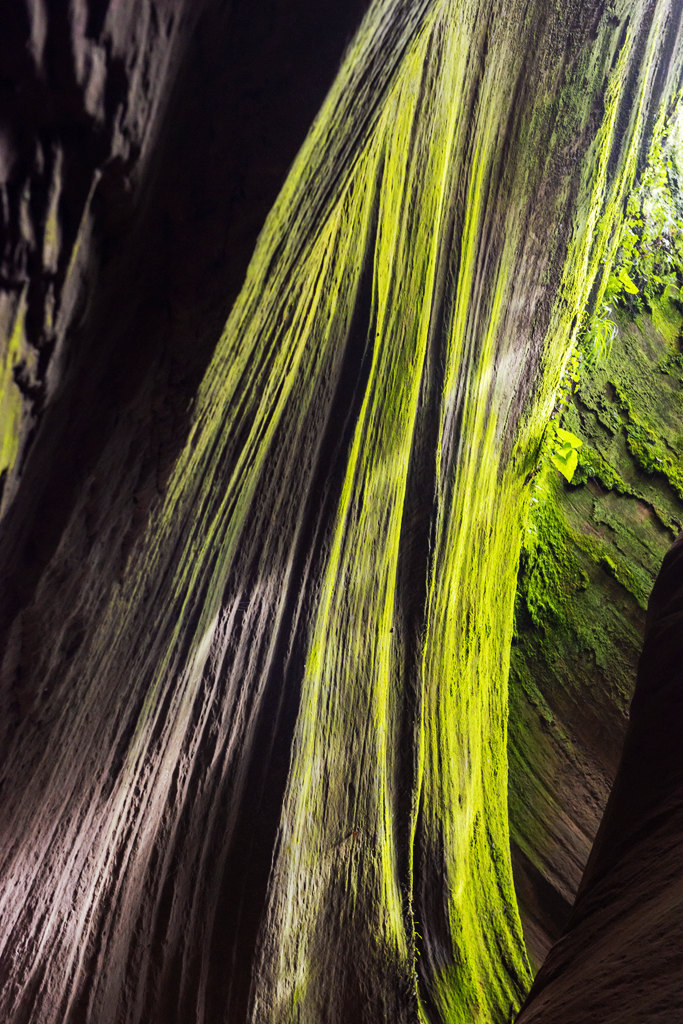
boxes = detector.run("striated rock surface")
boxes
[509,285,683,968]
[516,531,683,1022]
[0,2,681,1023]
[0,0,371,639]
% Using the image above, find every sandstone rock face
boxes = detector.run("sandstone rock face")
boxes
[0,0,372,642]
[0,2,681,1023]
[517,532,683,1023]
[510,287,683,968]
[0,0,197,518]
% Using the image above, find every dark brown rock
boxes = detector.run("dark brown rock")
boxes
[517,532,683,1022]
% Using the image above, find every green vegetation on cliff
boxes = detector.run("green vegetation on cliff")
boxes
[510,107,683,968]
[0,4,681,1024]
[137,7,681,1021]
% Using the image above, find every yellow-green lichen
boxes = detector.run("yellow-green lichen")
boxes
[0,291,29,505]
[59,1,681,1022]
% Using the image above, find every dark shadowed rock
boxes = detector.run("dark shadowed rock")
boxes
[517,532,683,1022]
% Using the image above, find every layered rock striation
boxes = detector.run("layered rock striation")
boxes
[510,284,683,968]
[517,531,683,1022]
[0,2,681,1023]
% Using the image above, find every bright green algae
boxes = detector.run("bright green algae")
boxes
[17,2,678,1023]
[509,188,683,967]
[0,292,33,512]
[127,3,677,1022]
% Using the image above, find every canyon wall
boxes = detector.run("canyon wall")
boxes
[0,2,681,1023]
[517,529,683,1023]
[510,280,683,968]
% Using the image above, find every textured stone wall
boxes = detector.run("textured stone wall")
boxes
[510,288,683,969]
[517,531,683,1022]
[0,2,681,1023]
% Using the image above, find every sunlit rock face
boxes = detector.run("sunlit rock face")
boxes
[0,2,681,1024]
[517,532,683,1023]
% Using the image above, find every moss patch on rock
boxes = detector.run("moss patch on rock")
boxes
[509,285,683,970]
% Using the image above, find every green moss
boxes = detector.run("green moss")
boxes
[509,133,683,967]
[522,488,590,628]
[609,380,683,500]
[574,444,630,493]
[652,292,683,349]
[79,2,680,1022]
[0,291,29,506]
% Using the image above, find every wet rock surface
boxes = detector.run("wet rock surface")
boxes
[0,0,370,660]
